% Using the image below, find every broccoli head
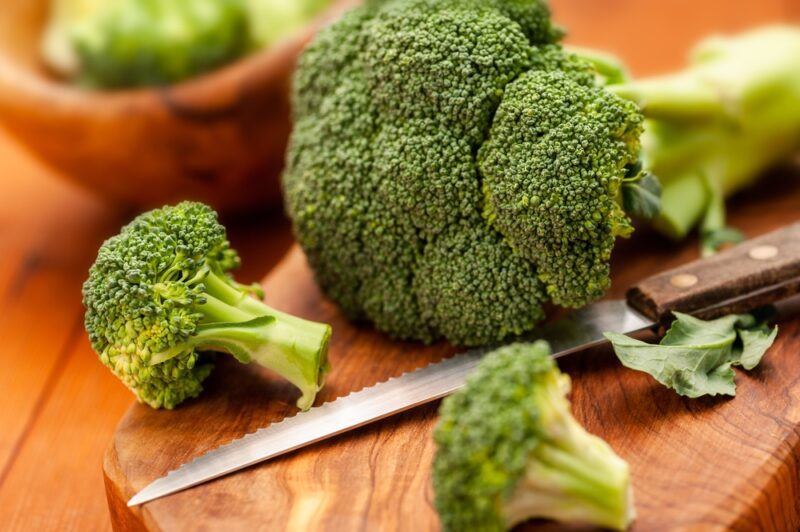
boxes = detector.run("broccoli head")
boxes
[82,202,331,410]
[283,0,646,346]
[44,0,249,88]
[433,342,634,531]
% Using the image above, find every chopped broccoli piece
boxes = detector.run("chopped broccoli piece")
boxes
[82,202,331,410]
[433,342,634,531]
[283,0,650,347]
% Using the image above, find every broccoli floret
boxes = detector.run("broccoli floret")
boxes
[433,342,634,531]
[479,68,641,306]
[605,26,800,255]
[284,0,648,346]
[415,222,546,346]
[43,0,335,88]
[68,0,249,88]
[82,202,331,410]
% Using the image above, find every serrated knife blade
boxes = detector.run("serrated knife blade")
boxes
[128,300,652,506]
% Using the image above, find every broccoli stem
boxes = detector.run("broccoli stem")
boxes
[605,27,800,251]
[650,170,707,239]
[186,270,331,410]
[503,377,634,531]
[192,316,330,411]
[609,76,727,121]
[505,414,633,531]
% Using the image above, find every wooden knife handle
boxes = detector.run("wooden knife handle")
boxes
[627,222,800,322]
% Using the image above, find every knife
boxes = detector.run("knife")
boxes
[128,222,800,507]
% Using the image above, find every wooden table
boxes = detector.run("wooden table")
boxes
[0,0,797,529]
[0,133,293,530]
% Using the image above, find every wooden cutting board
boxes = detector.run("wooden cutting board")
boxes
[104,175,800,531]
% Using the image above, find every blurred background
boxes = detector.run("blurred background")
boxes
[0,0,797,529]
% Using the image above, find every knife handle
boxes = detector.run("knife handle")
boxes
[627,222,800,322]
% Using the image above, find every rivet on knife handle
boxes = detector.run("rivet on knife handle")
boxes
[627,222,800,322]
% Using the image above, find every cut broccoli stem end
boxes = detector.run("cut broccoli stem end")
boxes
[652,171,709,240]
[504,416,634,531]
[238,296,332,411]
[191,271,331,410]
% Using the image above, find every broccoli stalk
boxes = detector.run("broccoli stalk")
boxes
[433,342,634,531]
[83,202,331,410]
[153,268,331,410]
[504,374,633,530]
[606,26,800,254]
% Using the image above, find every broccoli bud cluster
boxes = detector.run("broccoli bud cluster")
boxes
[284,0,644,346]
[433,342,634,531]
[83,202,331,410]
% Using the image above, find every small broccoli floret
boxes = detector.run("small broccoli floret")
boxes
[433,342,634,531]
[284,0,648,346]
[82,202,331,410]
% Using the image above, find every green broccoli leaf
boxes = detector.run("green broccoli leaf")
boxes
[700,226,745,258]
[621,172,662,220]
[737,325,779,370]
[604,312,777,398]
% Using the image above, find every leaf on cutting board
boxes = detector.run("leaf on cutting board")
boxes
[604,312,778,398]
[737,326,779,370]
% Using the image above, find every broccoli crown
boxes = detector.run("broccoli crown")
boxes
[433,342,633,531]
[71,0,249,88]
[83,202,236,408]
[83,202,332,410]
[284,0,643,346]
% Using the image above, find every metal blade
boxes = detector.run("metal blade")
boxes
[128,300,652,506]
[530,300,652,358]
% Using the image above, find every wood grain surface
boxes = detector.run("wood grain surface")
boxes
[105,166,800,531]
[0,1,797,530]
[0,129,293,531]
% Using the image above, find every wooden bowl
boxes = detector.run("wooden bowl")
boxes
[0,0,357,213]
